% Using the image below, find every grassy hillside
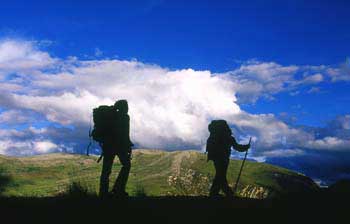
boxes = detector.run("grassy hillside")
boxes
[0,149,318,197]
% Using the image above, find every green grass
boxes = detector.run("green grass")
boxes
[0,150,318,197]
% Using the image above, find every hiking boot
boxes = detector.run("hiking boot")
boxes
[99,192,112,200]
[209,193,223,199]
[111,190,129,198]
[224,191,234,198]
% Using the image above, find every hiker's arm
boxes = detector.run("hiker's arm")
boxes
[206,138,214,154]
[205,138,215,161]
[231,137,250,152]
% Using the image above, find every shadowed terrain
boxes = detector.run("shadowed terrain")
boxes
[0,193,348,224]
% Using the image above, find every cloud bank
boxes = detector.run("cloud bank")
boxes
[0,39,349,183]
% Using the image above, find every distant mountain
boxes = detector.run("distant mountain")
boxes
[0,150,319,198]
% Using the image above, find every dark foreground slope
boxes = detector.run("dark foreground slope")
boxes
[0,193,348,224]
[0,150,318,198]
[0,150,348,224]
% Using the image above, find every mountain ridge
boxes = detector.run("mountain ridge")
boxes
[0,149,319,198]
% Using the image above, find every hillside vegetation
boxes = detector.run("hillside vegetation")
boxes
[0,150,318,198]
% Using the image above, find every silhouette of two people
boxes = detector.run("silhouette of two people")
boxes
[97,100,249,198]
[99,100,133,198]
[206,120,250,197]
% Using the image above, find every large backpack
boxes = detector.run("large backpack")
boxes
[206,120,232,160]
[91,105,117,143]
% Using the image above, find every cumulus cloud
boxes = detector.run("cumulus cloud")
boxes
[94,48,103,57]
[305,137,350,151]
[9,90,102,125]
[228,112,312,153]
[326,60,350,82]
[222,61,330,103]
[2,60,242,149]
[327,115,350,131]
[0,139,61,156]
[306,115,350,142]
[0,39,349,162]
[262,148,305,158]
[0,109,38,125]
[337,115,350,130]
[225,61,299,103]
[300,73,323,84]
[33,141,59,153]
[0,140,32,155]
[287,115,350,156]
[0,126,79,155]
[0,39,56,74]
[307,87,321,94]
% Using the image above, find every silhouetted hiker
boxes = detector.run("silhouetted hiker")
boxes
[206,120,250,197]
[92,99,133,198]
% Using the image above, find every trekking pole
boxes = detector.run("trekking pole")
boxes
[233,137,251,197]
[86,116,93,156]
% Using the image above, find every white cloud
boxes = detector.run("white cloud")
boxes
[326,62,350,81]
[225,61,299,103]
[0,39,349,156]
[5,63,242,149]
[224,61,327,103]
[305,137,350,151]
[0,126,76,155]
[307,87,321,94]
[230,61,298,81]
[0,39,56,73]
[0,140,32,155]
[301,73,323,84]
[0,83,23,92]
[0,139,60,155]
[10,90,102,125]
[262,148,305,157]
[338,115,350,130]
[33,141,59,153]
[228,112,312,153]
[2,56,312,153]
[0,110,35,124]
[94,48,103,57]
[0,40,245,152]
[301,61,350,82]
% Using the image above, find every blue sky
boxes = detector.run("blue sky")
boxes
[2,0,350,66]
[2,0,350,126]
[0,0,349,184]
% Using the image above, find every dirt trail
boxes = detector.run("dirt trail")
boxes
[171,151,198,174]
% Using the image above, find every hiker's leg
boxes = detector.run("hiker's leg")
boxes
[210,160,222,196]
[112,151,131,194]
[99,154,115,196]
[216,161,227,193]
[221,159,233,197]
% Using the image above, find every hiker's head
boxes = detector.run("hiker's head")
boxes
[208,120,232,136]
[114,99,128,114]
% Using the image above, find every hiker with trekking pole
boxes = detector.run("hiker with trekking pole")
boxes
[206,120,251,198]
